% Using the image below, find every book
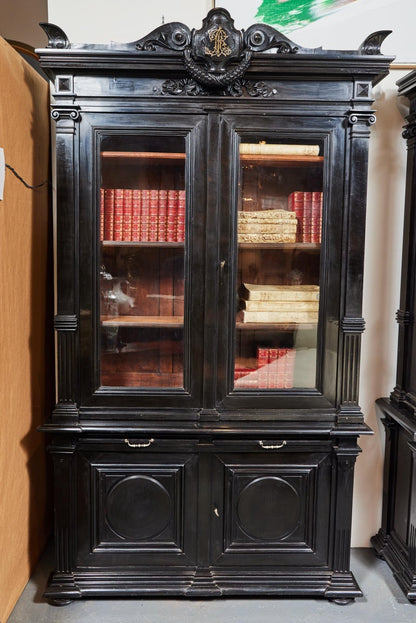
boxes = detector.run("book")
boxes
[99,188,104,241]
[238,209,297,221]
[103,188,114,240]
[131,189,142,241]
[238,222,297,234]
[239,283,320,302]
[241,299,319,312]
[113,188,124,241]
[122,189,133,241]
[240,143,320,156]
[238,233,297,243]
[237,310,319,323]
[140,189,150,241]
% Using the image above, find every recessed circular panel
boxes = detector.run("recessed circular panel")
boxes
[237,476,300,540]
[106,475,171,540]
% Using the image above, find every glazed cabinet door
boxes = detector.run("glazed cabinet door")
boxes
[215,114,347,413]
[209,442,333,569]
[77,113,207,411]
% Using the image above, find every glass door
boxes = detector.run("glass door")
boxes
[99,135,187,389]
[234,138,323,392]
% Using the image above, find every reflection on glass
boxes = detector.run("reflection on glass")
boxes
[234,139,323,390]
[99,136,186,388]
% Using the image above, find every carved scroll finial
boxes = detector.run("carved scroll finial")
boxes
[358,30,392,55]
[39,23,70,49]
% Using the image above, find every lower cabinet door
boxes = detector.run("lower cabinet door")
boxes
[210,449,332,568]
[75,440,198,570]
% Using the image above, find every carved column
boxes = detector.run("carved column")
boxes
[336,112,375,423]
[325,440,362,600]
[44,437,81,602]
[51,106,80,424]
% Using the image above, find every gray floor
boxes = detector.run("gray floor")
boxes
[7,546,416,623]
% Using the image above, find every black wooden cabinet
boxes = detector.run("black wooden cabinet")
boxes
[371,71,416,602]
[37,9,392,603]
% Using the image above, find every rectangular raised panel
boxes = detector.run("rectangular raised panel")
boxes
[211,451,332,567]
[76,448,198,568]
[392,429,412,546]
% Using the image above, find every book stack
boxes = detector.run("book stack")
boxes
[240,143,320,156]
[100,188,185,242]
[238,209,297,243]
[234,348,296,389]
[287,191,323,243]
[237,283,320,324]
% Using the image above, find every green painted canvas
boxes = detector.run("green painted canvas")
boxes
[255,0,358,32]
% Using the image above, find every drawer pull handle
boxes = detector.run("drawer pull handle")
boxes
[124,438,154,448]
[259,440,287,450]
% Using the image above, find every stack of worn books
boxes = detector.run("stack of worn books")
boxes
[237,283,320,324]
[238,209,297,243]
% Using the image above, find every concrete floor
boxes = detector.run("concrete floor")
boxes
[7,547,416,623]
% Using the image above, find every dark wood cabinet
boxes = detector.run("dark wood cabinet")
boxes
[37,9,392,603]
[371,70,416,602]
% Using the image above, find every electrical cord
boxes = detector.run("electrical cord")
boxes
[5,163,49,190]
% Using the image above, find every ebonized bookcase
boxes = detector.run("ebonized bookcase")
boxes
[371,70,416,602]
[37,9,392,604]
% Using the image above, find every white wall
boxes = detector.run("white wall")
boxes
[47,0,213,44]
[46,0,411,547]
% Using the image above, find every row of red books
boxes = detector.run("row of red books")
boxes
[234,347,296,389]
[100,188,186,242]
[287,191,323,243]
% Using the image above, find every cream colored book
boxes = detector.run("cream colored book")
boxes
[238,310,319,323]
[238,222,297,234]
[239,143,320,156]
[240,299,319,312]
[238,209,297,221]
[240,283,320,302]
[238,233,297,243]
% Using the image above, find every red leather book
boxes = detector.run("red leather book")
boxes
[140,189,150,241]
[123,189,133,241]
[288,191,304,241]
[257,347,269,389]
[103,188,114,241]
[113,188,124,241]
[158,190,168,242]
[99,188,104,241]
[131,189,141,241]
[149,190,158,242]
[311,191,322,244]
[302,192,312,243]
[177,190,186,242]
[167,190,178,242]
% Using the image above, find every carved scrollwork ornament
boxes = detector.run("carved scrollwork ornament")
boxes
[136,23,191,52]
[51,107,81,121]
[358,30,392,55]
[39,22,70,49]
[402,122,416,140]
[348,112,376,126]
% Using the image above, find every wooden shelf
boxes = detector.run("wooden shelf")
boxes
[236,322,318,331]
[101,241,184,248]
[101,315,184,328]
[100,370,183,388]
[240,154,323,167]
[101,151,185,161]
[238,242,321,250]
